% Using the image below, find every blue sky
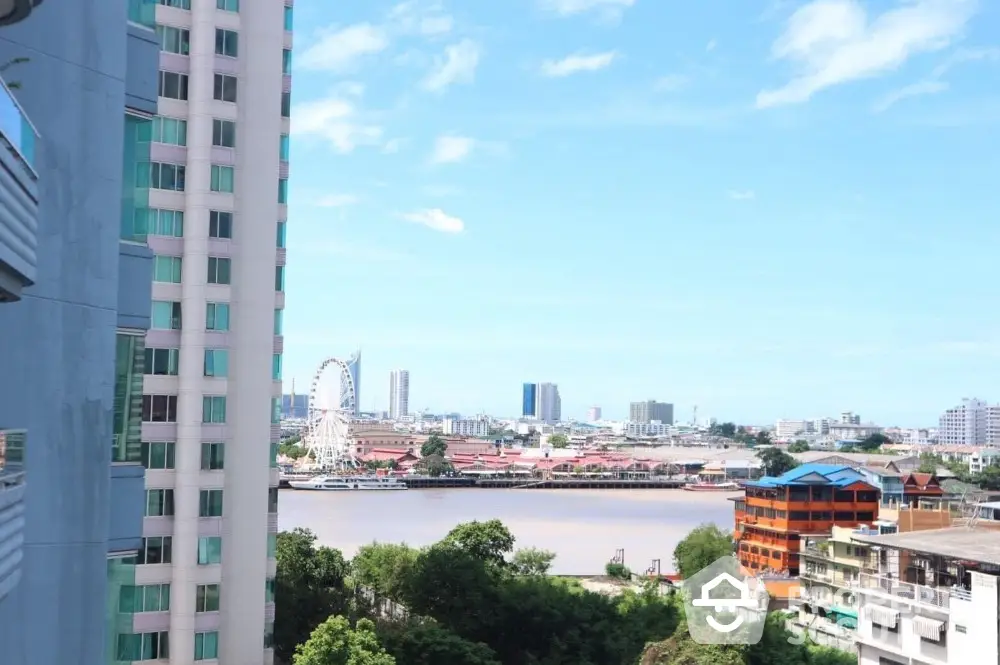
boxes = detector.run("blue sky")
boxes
[283,0,1000,426]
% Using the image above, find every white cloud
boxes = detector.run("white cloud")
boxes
[540,0,635,17]
[382,138,407,154]
[291,96,384,153]
[333,81,366,97]
[423,39,481,91]
[420,16,454,35]
[874,47,998,112]
[654,74,688,92]
[388,1,454,35]
[430,135,475,164]
[541,51,617,77]
[706,39,717,51]
[299,23,389,71]
[728,189,756,200]
[401,209,465,233]
[315,193,360,208]
[756,0,979,109]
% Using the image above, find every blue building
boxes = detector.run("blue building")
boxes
[522,382,537,417]
[856,465,906,506]
[0,1,158,664]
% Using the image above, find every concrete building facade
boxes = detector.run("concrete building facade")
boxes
[390,369,410,420]
[629,399,674,425]
[0,2,158,665]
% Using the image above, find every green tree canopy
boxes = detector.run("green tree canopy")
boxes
[293,616,395,665]
[787,440,810,453]
[350,542,418,600]
[510,547,557,575]
[756,447,799,477]
[378,621,501,665]
[274,529,352,662]
[857,432,892,452]
[672,523,734,579]
[441,519,516,569]
[548,433,570,448]
[416,453,451,477]
[421,434,448,458]
[709,422,738,438]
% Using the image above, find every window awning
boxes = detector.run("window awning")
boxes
[865,604,900,628]
[912,615,945,641]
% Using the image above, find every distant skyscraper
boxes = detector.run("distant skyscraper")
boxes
[587,406,602,422]
[389,370,410,419]
[347,349,361,416]
[536,383,561,423]
[522,383,537,417]
[629,400,674,424]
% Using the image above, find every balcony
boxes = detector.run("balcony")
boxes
[852,572,952,610]
[0,428,26,603]
[0,73,38,302]
[0,0,42,26]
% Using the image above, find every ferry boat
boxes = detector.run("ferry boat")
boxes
[683,481,742,492]
[287,475,408,491]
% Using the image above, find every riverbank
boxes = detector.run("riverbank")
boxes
[279,475,692,490]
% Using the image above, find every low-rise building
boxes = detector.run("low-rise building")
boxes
[442,417,491,437]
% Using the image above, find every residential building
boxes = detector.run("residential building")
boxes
[587,406,601,422]
[622,422,674,437]
[390,370,410,419]
[858,466,905,506]
[140,0,291,662]
[849,527,1000,665]
[900,473,945,505]
[629,399,674,424]
[0,2,158,664]
[938,398,989,446]
[734,464,880,575]
[442,417,490,437]
[536,382,561,423]
[775,419,811,439]
[522,383,536,418]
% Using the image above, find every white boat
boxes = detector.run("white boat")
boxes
[287,475,408,491]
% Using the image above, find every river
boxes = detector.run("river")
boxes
[278,488,738,574]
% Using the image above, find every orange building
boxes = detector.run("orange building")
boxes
[733,463,880,576]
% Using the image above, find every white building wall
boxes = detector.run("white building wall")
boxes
[938,398,988,446]
[442,418,490,437]
[389,370,410,419]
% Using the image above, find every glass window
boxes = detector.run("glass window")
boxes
[278,178,288,203]
[116,631,169,661]
[199,490,224,518]
[195,631,219,661]
[272,353,282,380]
[144,348,179,375]
[159,0,190,7]
[142,395,178,423]
[273,308,283,335]
[265,578,275,603]
[279,134,289,161]
[201,442,225,470]
[267,533,277,558]
[283,5,293,30]
[270,442,278,468]
[113,333,144,463]
[203,396,227,424]
[121,114,152,242]
[211,165,234,193]
[141,442,176,469]
[271,397,281,424]
[198,537,222,565]
[151,301,182,330]
[157,26,190,55]
[206,302,230,331]
[158,70,189,100]
[204,349,229,377]
[276,221,286,248]
[148,209,184,237]
[196,584,221,612]
[268,487,279,513]
[151,116,188,145]
[281,91,290,117]
[207,257,231,285]
[282,49,292,75]
[127,0,156,27]
[216,0,238,11]
[212,119,235,148]
[144,489,175,517]
[137,536,173,565]
[209,211,233,238]
[213,73,237,102]
[152,256,182,283]
[215,29,238,57]
[274,266,285,292]
[264,622,275,649]
[120,583,171,613]
[147,162,186,191]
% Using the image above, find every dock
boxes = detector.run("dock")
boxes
[279,475,685,490]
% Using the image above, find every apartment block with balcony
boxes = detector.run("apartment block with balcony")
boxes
[0,1,159,664]
[734,463,881,575]
[849,527,1000,665]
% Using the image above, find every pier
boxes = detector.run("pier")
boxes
[279,475,686,490]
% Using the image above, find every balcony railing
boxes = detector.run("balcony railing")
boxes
[852,573,951,609]
[0,76,37,175]
[0,428,27,603]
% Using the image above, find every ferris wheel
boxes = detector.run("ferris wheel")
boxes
[303,357,359,470]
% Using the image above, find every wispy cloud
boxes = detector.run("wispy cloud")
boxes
[539,0,635,22]
[422,39,481,91]
[874,47,999,112]
[429,135,475,164]
[706,39,717,51]
[541,51,617,77]
[299,23,389,71]
[382,138,407,154]
[315,193,360,208]
[401,208,465,233]
[388,1,454,36]
[756,0,979,109]
[654,74,688,92]
[873,80,949,112]
[291,95,384,153]
[728,189,755,201]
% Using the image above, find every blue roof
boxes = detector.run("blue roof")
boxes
[747,463,870,489]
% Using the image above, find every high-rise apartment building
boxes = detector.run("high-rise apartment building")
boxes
[522,382,537,417]
[0,2,159,664]
[536,383,561,423]
[137,1,291,663]
[389,370,410,419]
[587,406,602,422]
[629,400,674,425]
[938,398,989,446]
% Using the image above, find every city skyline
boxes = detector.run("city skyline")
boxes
[280,0,1000,427]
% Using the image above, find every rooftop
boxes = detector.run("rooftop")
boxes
[748,463,871,489]
[850,527,1000,567]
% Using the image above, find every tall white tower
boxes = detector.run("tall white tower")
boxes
[142,1,290,663]
[536,383,561,423]
[389,370,410,420]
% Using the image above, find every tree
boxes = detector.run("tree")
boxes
[918,452,941,474]
[416,453,451,477]
[673,523,734,579]
[857,432,891,452]
[379,621,501,665]
[441,519,515,569]
[787,440,810,453]
[756,447,799,477]
[510,547,556,575]
[275,529,352,663]
[548,433,569,448]
[280,441,308,459]
[350,542,418,601]
[421,435,448,458]
[709,422,737,438]
[754,431,773,447]
[293,616,395,665]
